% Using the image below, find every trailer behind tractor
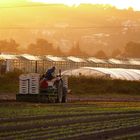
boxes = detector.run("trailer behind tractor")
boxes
[16,73,68,103]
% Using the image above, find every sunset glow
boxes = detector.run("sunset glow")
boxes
[31,0,140,11]
[0,0,140,58]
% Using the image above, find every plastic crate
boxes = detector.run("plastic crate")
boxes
[29,73,40,94]
[19,74,30,94]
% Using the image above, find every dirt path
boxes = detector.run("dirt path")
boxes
[68,96,140,102]
[1,93,140,102]
[0,93,15,101]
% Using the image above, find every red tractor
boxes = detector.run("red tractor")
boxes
[39,76,67,103]
[16,74,68,103]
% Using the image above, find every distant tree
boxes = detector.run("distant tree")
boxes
[0,39,19,54]
[95,50,107,58]
[68,46,80,56]
[111,49,121,58]
[68,41,88,56]
[53,46,63,56]
[27,38,56,55]
[128,7,133,11]
[124,41,140,58]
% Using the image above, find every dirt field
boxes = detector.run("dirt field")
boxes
[0,102,140,140]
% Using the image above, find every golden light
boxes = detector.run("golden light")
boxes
[32,0,82,7]
[31,0,140,11]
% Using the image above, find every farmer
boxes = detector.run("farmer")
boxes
[45,66,56,80]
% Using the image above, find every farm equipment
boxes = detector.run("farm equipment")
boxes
[16,73,68,103]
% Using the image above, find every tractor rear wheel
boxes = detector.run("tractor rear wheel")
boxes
[62,87,67,103]
[56,80,63,103]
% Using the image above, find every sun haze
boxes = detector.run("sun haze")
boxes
[0,0,140,57]
[31,0,140,11]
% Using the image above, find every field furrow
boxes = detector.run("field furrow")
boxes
[0,113,140,140]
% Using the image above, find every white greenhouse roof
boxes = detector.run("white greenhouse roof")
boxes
[108,59,125,65]
[128,59,140,65]
[20,54,41,61]
[87,57,107,64]
[62,67,140,81]
[0,54,18,60]
[0,54,140,67]
[46,55,66,62]
[67,56,86,63]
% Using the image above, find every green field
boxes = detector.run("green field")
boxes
[69,76,140,94]
[0,72,140,139]
[0,71,20,93]
[0,102,140,139]
[69,76,140,100]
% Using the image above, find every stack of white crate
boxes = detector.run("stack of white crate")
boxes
[19,74,30,94]
[29,73,40,94]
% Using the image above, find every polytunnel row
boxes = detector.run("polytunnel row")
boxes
[62,67,140,81]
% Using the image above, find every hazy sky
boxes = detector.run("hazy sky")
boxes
[31,0,140,11]
[0,0,140,55]
[0,0,140,11]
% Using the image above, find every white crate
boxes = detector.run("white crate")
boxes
[29,73,40,94]
[19,74,30,94]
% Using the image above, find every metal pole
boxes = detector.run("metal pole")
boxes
[35,61,38,73]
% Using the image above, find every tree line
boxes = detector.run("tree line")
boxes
[0,38,139,58]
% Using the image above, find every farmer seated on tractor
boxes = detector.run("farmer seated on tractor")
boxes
[45,66,56,80]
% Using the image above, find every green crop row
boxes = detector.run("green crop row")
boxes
[1,112,140,129]
[1,102,140,118]
[1,115,140,140]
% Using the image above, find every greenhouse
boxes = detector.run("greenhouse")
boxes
[62,67,140,81]
[0,54,140,74]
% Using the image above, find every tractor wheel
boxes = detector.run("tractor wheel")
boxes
[57,80,63,103]
[62,87,67,103]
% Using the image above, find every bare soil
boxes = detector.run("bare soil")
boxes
[1,93,140,102]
